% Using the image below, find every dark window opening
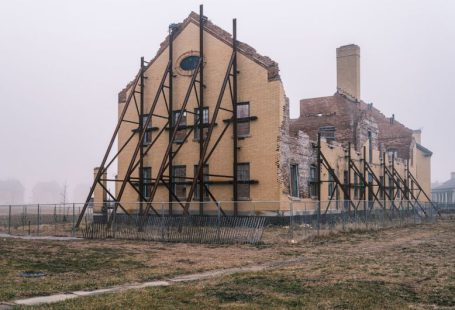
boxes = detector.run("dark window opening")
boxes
[141,167,151,199]
[194,165,209,200]
[237,163,250,200]
[319,126,336,142]
[142,115,152,145]
[194,107,209,141]
[343,170,349,200]
[309,165,317,198]
[172,110,187,143]
[172,165,186,200]
[236,102,250,137]
[354,174,359,200]
[290,164,299,198]
[180,55,200,71]
[387,148,398,161]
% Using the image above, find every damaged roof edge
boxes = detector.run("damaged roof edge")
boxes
[416,143,433,157]
[118,11,280,103]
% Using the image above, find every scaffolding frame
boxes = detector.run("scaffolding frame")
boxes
[315,134,439,218]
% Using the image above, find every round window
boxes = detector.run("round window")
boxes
[179,55,200,71]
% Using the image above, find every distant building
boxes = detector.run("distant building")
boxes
[432,173,455,204]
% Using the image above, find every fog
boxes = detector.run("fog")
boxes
[0,0,454,203]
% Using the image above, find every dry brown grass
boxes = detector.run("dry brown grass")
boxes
[2,217,455,309]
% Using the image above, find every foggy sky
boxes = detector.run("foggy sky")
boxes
[0,0,454,203]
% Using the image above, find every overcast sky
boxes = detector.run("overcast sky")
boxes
[0,0,454,203]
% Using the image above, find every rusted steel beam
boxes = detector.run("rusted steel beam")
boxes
[75,70,141,228]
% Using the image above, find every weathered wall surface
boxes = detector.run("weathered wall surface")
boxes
[278,97,314,201]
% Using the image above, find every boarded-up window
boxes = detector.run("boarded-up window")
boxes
[290,164,299,197]
[141,167,151,198]
[236,102,250,137]
[172,166,186,200]
[237,163,250,200]
[194,165,209,200]
[194,107,209,141]
[172,110,187,143]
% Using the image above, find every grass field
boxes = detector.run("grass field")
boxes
[1,217,454,309]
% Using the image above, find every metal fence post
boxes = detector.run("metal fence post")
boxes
[161,203,165,241]
[72,203,76,237]
[8,205,11,234]
[37,204,40,235]
[317,201,321,236]
[216,201,221,242]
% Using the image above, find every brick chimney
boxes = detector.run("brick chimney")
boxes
[413,129,422,144]
[336,44,360,100]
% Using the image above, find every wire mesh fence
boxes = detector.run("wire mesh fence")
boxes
[0,200,450,244]
[0,204,92,237]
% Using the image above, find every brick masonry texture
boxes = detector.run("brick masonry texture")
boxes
[291,92,413,160]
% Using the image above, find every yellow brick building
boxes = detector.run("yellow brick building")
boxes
[91,11,433,217]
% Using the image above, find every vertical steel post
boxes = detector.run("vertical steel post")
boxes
[139,56,145,216]
[199,5,205,215]
[347,143,352,216]
[232,18,239,215]
[391,152,396,217]
[168,25,174,214]
[382,152,387,224]
[317,133,321,235]
[363,146,367,226]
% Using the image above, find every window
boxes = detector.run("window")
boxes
[194,165,209,200]
[387,148,398,161]
[309,165,317,198]
[194,107,209,141]
[172,166,186,200]
[290,164,299,197]
[354,174,359,200]
[142,115,152,145]
[343,170,349,200]
[172,110,187,143]
[141,167,151,199]
[368,173,373,202]
[237,163,250,200]
[319,126,336,142]
[180,55,200,71]
[236,102,250,137]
